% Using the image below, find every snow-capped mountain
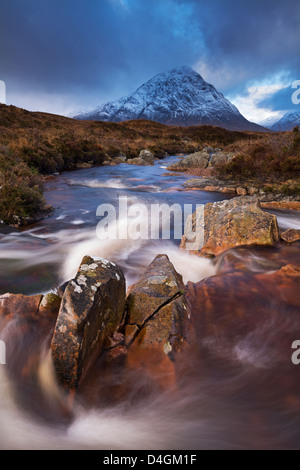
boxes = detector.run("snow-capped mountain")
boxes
[74,66,266,132]
[271,112,300,131]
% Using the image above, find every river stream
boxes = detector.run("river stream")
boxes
[0,156,299,450]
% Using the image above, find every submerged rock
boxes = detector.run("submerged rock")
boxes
[185,263,300,366]
[127,149,156,166]
[50,256,126,390]
[281,228,300,243]
[181,196,280,256]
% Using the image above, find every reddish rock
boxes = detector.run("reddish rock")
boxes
[0,292,61,321]
[260,201,300,211]
[0,293,43,319]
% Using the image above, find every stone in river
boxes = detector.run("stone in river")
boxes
[124,254,193,388]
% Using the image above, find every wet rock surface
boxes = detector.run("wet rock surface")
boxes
[185,259,300,374]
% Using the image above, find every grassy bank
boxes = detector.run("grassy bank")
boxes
[214,130,300,195]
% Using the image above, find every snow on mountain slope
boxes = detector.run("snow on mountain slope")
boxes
[74,66,266,132]
[271,112,300,131]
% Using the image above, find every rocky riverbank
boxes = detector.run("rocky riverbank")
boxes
[166,148,300,211]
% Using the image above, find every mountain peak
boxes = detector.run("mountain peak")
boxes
[149,65,206,85]
[74,67,266,132]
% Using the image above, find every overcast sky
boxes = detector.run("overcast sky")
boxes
[0,0,299,124]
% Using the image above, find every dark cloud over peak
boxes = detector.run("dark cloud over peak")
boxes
[0,0,299,118]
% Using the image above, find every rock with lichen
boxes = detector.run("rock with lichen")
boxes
[50,256,126,390]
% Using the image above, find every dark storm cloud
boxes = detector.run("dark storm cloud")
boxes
[0,1,202,99]
[188,0,300,89]
[0,0,299,115]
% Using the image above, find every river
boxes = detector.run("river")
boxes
[0,156,299,449]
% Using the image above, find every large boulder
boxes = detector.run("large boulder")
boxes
[180,196,280,256]
[168,151,210,171]
[124,254,193,388]
[127,149,156,166]
[50,256,126,390]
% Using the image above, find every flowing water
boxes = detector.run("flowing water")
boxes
[0,156,299,450]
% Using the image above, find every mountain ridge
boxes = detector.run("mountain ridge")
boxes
[271,111,300,131]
